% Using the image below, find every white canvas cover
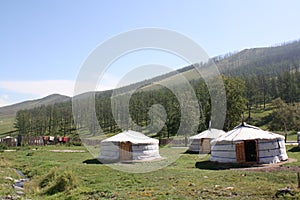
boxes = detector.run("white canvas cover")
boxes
[99,130,161,162]
[102,130,159,144]
[189,129,225,153]
[210,123,288,164]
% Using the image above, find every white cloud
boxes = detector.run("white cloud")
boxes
[0,80,75,97]
[0,76,122,103]
[97,73,120,91]
[0,94,9,107]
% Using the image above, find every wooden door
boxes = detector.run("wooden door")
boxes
[120,142,131,161]
[201,139,211,153]
[236,142,246,163]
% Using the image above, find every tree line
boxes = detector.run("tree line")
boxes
[14,75,246,138]
[244,71,300,116]
[14,69,300,138]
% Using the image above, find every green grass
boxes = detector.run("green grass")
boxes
[1,145,300,199]
[249,104,274,129]
[249,105,299,141]
[0,114,16,136]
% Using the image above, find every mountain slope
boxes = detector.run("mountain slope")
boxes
[0,94,71,116]
[1,39,300,135]
[216,40,300,76]
[3,40,300,115]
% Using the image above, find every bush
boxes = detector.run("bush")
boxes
[26,152,34,156]
[38,167,78,195]
[66,141,82,146]
[0,143,8,151]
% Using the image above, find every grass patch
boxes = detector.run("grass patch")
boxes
[40,168,78,195]
[1,145,300,199]
[0,114,16,136]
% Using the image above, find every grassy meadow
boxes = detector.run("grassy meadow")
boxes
[0,114,16,136]
[0,104,300,199]
[1,145,300,199]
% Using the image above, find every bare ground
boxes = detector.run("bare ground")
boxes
[232,158,300,172]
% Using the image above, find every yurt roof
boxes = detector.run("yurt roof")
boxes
[213,123,284,142]
[102,130,159,144]
[190,128,225,139]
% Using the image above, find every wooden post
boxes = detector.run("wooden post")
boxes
[297,172,300,188]
[285,133,287,143]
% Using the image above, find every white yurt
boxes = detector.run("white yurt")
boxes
[99,130,161,162]
[210,122,288,164]
[189,128,225,153]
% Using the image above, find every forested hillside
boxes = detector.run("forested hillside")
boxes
[8,39,300,138]
[0,94,70,116]
[14,76,246,138]
[217,40,300,76]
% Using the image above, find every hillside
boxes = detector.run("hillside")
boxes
[1,39,300,135]
[173,40,300,81]
[134,40,300,90]
[217,40,300,76]
[0,94,70,116]
[0,94,70,135]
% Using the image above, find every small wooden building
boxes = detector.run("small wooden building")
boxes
[99,130,161,162]
[210,123,288,164]
[2,136,17,147]
[189,129,225,153]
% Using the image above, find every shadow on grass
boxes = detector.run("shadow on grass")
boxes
[182,149,212,155]
[195,161,263,170]
[288,146,300,152]
[183,150,201,154]
[83,159,103,164]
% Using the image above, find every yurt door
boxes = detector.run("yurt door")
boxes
[244,140,258,162]
[236,142,246,163]
[120,142,132,161]
[201,139,211,153]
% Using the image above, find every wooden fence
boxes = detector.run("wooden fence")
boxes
[159,138,189,147]
[1,136,190,147]
[21,136,44,146]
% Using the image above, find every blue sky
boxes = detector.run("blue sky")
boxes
[1,0,300,106]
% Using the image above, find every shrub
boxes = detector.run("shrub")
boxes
[66,141,82,146]
[0,143,8,151]
[38,167,78,195]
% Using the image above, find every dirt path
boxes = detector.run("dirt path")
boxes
[232,158,300,172]
[48,150,86,153]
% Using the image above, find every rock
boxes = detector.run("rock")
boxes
[14,181,23,188]
[4,150,16,152]
[5,177,14,181]
[275,187,294,198]
[2,195,11,200]
[12,185,24,190]
[20,178,29,182]
[224,187,234,190]
[203,176,208,179]
[15,191,25,195]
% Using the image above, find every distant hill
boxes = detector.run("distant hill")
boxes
[0,94,71,116]
[216,40,300,76]
[3,40,300,113]
[1,39,300,135]
[3,40,300,115]
[168,40,300,80]
[117,40,300,91]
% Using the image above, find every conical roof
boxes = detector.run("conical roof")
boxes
[190,128,225,140]
[213,122,284,142]
[102,130,159,144]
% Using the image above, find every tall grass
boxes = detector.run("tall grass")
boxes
[26,167,78,195]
